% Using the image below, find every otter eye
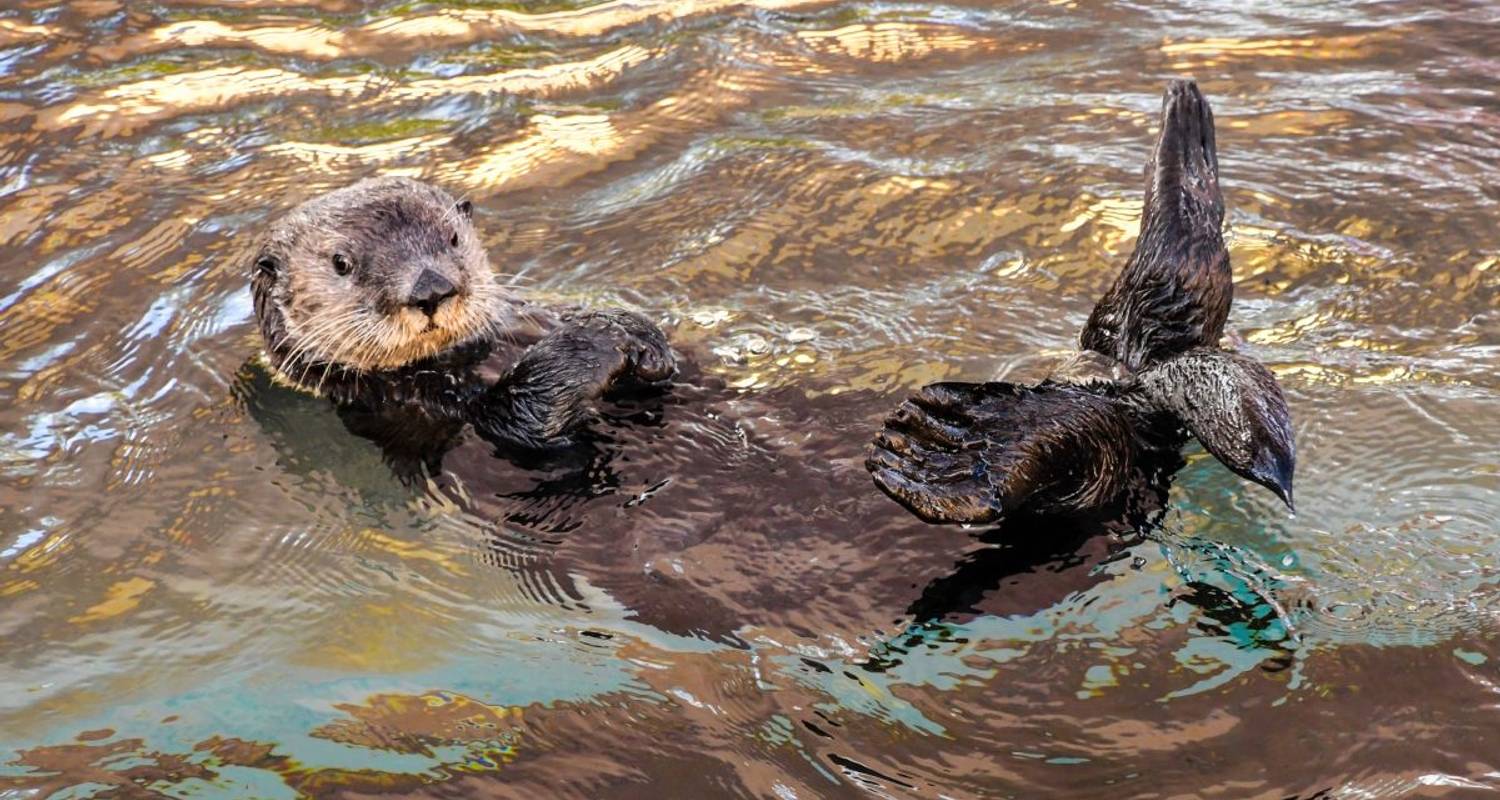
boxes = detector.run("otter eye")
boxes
[331,253,352,276]
[450,231,460,248]
[255,255,279,277]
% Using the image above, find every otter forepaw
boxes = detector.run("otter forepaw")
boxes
[475,308,675,453]
[565,309,677,390]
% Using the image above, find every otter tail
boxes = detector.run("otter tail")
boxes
[866,381,1159,525]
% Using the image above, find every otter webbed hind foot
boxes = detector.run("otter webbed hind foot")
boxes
[473,309,677,453]
[867,381,1165,525]
[867,383,1004,525]
[1080,79,1232,371]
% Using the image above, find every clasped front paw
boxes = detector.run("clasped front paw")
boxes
[565,309,677,390]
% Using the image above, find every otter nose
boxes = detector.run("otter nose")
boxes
[406,269,458,317]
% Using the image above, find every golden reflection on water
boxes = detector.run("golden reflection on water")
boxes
[2,0,1499,797]
[1224,109,1354,137]
[1160,32,1394,61]
[796,21,990,61]
[0,19,56,46]
[92,0,842,62]
[312,690,523,759]
[66,577,156,625]
[41,45,661,137]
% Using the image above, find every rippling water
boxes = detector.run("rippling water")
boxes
[2,1,1498,797]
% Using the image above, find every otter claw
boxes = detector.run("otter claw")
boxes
[624,336,677,385]
[870,466,999,525]
[890,400,974,449]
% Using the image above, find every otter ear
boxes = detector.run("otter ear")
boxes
[255,252,281,278]
[456,200,473,219]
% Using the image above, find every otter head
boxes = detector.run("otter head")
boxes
[251,177,502,383]
[1137,348,1296,511]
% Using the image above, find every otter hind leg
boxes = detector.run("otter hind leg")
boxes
[867,381,1147,524]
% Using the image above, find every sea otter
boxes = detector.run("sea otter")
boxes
[249,176,676,463]
[867,80,1296,524]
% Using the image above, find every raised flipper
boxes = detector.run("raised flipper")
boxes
[866,381,1160,524]
[1080,79,1232,370]
[1137,347,1296,509]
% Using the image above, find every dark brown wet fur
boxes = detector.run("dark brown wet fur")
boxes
[868,80,1296,524]
[868,382,1183,524]
[1080,80,1231,371]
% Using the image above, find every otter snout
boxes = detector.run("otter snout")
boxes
[406,268,459,317]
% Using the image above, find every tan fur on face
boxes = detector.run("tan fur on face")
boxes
[279,266,496,372]
[258,177,505,380]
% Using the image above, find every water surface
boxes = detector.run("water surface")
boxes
[2,0,1498,797]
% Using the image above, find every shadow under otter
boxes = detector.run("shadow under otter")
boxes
[868,80,1296,528]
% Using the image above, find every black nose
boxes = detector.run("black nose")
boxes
[406,269,458,317]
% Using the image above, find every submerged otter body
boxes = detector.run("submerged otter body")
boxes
[868,80,1296,524]
[250,177,675,465]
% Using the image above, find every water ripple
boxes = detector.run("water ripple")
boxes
[1,0,1498,796]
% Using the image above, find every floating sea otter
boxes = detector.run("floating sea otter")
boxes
[867,80,1296,524]
[250,177,676,463]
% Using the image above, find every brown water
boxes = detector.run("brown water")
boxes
[2,1,1499,797]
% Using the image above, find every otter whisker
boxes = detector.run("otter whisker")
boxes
[283,307,356,358]
[283,310,366,388]
[344,317,391,373]
[329,316,383,382]
[281,310,358,375]
[316,311,368,357]
[314,360,339,397]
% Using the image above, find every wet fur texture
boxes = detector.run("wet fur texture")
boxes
[250,177,674,456]
[1138,347,1296,509]
[1081,80,1230,371]
[868,382,1183,524]
[868,80,1296,523]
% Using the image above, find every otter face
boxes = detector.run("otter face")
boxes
[252,177,503,378]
